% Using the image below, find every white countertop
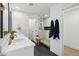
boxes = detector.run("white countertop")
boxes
[1,33,35,54]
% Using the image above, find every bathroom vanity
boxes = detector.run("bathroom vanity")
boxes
[0,33,35,56]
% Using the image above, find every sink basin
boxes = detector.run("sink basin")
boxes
[11,38,27,45]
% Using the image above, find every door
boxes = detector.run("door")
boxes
[50,4,63,56]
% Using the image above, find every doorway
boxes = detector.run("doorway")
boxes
[63,5,79,56]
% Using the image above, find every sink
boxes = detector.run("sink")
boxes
[11,38,27,45]
[0,33,35,56]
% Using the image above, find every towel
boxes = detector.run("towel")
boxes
[49,20,54,38]
[53,19,60,39]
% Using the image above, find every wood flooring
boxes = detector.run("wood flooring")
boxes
[64,45,79,56]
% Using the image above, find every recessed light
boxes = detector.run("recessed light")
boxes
[44,14,48,17]
[16,6,20,9]
[29,3,34,6]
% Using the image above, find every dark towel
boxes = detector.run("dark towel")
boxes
[49,20,54,38]
[53,19,60,39]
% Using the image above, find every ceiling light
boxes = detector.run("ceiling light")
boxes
[44,14,49,17]
[16,6,20,9]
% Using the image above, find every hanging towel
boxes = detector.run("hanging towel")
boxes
[49,20,54,38]
[53,19,60,39]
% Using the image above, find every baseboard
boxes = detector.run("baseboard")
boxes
[64,45,79,51]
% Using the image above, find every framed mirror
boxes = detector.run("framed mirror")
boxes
[0,3,11,38]
[0,3,4,38]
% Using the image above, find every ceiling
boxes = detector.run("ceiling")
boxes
[10,3,55,17]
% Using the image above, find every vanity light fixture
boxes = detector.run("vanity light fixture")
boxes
[0,3,5,11]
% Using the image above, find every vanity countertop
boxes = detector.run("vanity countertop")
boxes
[2,33,35,54]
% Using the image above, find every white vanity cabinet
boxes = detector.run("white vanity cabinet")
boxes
[1,33,35,56]
[5,45,34,56]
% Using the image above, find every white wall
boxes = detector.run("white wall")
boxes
[12,11,29,37]
[63,5,79,50]
[11,10,40,39]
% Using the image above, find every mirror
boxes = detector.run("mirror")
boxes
[0,3,4,38]
[0,3,11,38]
